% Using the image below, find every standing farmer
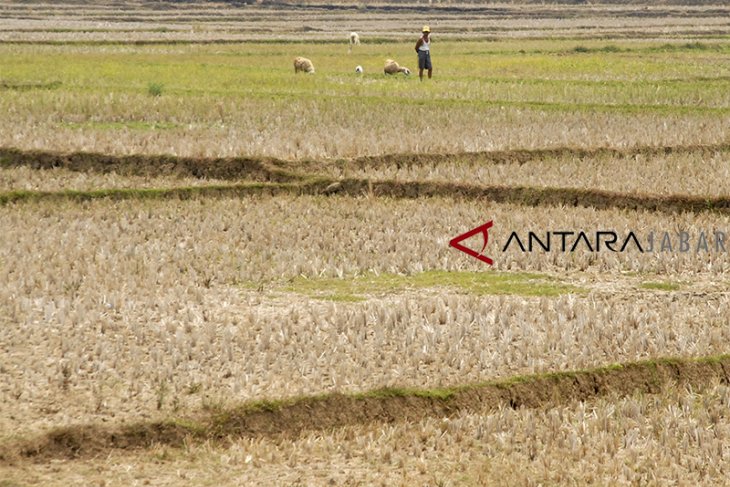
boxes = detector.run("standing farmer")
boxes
[415,25,432,81]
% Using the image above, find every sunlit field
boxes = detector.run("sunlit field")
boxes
[1,1,730,485]
[0,39,728,158]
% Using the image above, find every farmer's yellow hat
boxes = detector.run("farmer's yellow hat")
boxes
[422,25,430,33]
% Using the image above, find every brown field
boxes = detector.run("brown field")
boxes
[2,90,727,160]
[2,2,729,44]
[1,1,730,485]
[1,144,729,198]
[2,196,730,441]
[5,383,730,486]
[318,146,730,197]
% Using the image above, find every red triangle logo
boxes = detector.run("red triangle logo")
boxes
[449,220,494,265]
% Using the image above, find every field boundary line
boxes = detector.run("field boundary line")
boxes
[346,179,730,213]
[347,142,730,169]
[2,177,728,214]
[3,354,729,464]
[2,142,729,178]
[0,147,303,183]
[2,144,730,213]
[0,182,308,206]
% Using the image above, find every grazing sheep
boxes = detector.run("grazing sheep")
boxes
[293,56,315,74]
[355,65,363,74]
[383,59,411,76]
[348,32,360,53]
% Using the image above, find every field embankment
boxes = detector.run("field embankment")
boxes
[3,355,729,463]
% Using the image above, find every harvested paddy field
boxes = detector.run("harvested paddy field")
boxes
[1,1,729,485]
[5,383,730,485]
[1,195,729,454]
[317,145,730,198]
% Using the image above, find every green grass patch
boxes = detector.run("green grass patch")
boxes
[571,44,625,54]
[639,281,681,291]
[240,398,288,413]
[162,417,208,437]
[147,81,164,97]
[282,270,583,301]
[0,79,61,91]
[654,42,717,52]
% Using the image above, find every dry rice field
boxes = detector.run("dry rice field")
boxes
[1,1,730,485]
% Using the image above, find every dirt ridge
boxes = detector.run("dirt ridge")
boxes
[2,144,730,213]
[2,143,729,181]
[2,177,728,215]
[347,142,730,170]
[0,147,300,182]
[334,178,730,213]
[2,355,729,465]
